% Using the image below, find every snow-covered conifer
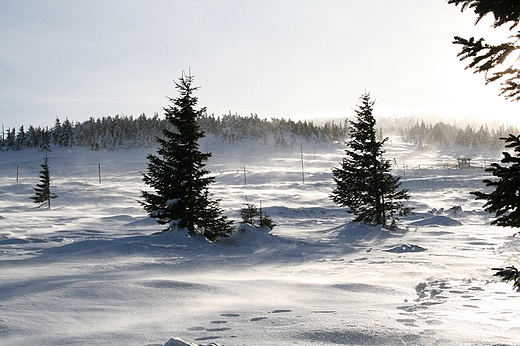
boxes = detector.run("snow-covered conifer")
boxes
[472,134,520,228]
[31,154,57,209]
[330,92,410,229]
[141,71,233,240]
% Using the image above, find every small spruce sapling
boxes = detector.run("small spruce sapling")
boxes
[239,201,275,230]
[258,202,275,230]
[258,212,275,230]
[240,203,258,225]
[31,154,57,209]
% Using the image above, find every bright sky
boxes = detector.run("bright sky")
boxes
[1,0,519,129]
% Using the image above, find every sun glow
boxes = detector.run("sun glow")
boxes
[502,49,520,71]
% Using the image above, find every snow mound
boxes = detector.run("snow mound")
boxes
[150,227,210,246]
[164,337,195,346]
[498,236,520,252]
[41,228,211,258]
[385,243,426,253]
[334,222,395,242]
[219,223,275,247]
[164,337,220,346]
[124,217,158,227]
[410,215,462,227]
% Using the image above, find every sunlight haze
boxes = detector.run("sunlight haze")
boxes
[0,0,518,128]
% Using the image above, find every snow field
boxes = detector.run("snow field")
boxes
[0,135,519,345]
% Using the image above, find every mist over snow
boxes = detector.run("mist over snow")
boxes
[1,135,519,345]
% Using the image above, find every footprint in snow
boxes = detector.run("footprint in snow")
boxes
[463,304,480,308]
[209,320,227,324]
[311,310,336,314]
[206,327,231,332]
[397,278,497,325]
[220,313,240,317]
[250,317,268,322]
[425,319,443,325]
[395,318,420,327]
[186,326,205,331]
[269,309,292,313]
[194,335,222,341]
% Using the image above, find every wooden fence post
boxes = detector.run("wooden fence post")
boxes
[300,143,305,184]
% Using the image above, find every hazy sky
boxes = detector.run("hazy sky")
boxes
[1,0,519,129]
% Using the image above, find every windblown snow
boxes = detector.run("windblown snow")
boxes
[0,135,519,345]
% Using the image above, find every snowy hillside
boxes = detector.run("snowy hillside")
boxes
[0,135,519,345]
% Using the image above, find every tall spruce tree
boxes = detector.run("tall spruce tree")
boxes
[330,92,410,229]
[31,154,57,209]
[140,72,233,241]
[471,134,520,228]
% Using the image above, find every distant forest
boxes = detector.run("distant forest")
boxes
[0,113,348,151]
[393,121,519,150]
[0,112,518,151]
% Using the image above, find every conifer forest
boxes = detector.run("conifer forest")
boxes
[1,112,518,152]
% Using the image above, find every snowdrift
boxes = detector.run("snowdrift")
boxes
[1,137,519,345]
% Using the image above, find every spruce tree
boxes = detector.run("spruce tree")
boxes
[258,203,275,230]
[141,72,233,241]
[471,134,520,228]
[239,202,275,230]
[330,92,410,229]
[449,0,520,101]
[492,266,520,291]
[240,203,258,225]
[31,154,57,209]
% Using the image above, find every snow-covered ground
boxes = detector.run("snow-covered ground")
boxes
[1,135,519,345]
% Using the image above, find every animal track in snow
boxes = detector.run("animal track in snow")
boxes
[209,320,227,324]
[194,335,222,341]
[396,318,420,327]
[311,310,336,314]
[186,326,205,331]
[206,327,231,332]
[220,313,240,317]
[183,308,298,344]
[250,317,268,322]
[394,277,520,335]
[269,309,292,313]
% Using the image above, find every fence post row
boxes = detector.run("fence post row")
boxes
[11,164,103,184]
[9,154,494,185]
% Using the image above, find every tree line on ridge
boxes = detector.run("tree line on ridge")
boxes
[1,112,517,152]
